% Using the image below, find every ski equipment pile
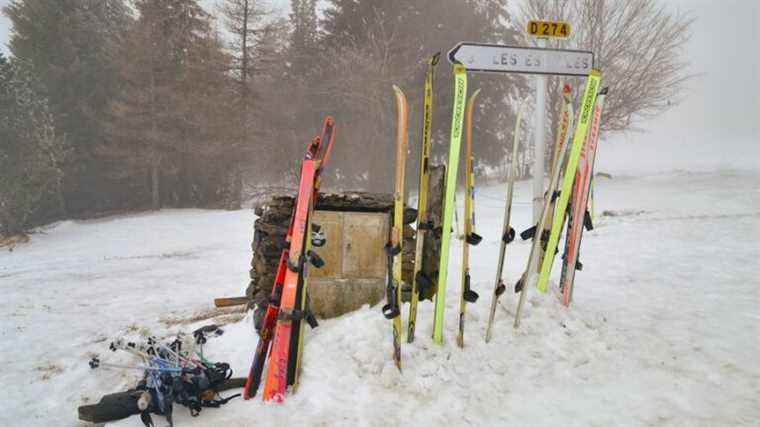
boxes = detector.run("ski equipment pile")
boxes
[432,63,468,344]
[382,85,408,369]
[408,52,439,343]
[514,71,600,327]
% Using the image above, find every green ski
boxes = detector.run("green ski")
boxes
[432,63,467,344]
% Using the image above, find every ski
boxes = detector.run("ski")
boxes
[408,52,439,343]
[550,85,575,182]
[432,63,468,344]
[261,160,315,402]
[456,88,482,348]
[512,108,573,328]
[535,85,575,269]
[262,118,335,402]
[243,250,288,399]
[514,70,601,327]
[560,88,608,306]
[292,117,336,389]
[382,85,408,370]
[519,84,574,263]
[535,70,601,294]
[484,95,529,343]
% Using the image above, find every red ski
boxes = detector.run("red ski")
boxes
[243,250,289,399]
[262,118,335,402]
[561,88,608,306]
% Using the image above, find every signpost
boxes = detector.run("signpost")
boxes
[448,41,592,221]
[447,43,592,76]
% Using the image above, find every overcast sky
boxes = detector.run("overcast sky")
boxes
[600,0,759,173]
[0,0,757,173]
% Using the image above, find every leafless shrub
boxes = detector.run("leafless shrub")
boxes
[521,0,695,134]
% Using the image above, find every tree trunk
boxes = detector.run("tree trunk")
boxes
[151,161,160,210]
[149,53,160,210]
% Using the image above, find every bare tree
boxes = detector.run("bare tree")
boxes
[521,0,694,135]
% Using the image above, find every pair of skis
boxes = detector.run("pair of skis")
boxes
[484,95,532,342]
[514,70,602,327]
[456,88,483,348]
[243,117,336,402]
[486,83,575,337]
[559,88,608,306]
[385,53,447,368]
[382,85,408,370]
[431,63,469,344]
[402,60,480,348]
[407,53,440,344]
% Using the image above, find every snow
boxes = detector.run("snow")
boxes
[2,171,759,426]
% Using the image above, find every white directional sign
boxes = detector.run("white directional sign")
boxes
[448,42,593,76]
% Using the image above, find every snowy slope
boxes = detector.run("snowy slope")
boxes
[0,210,254,426]
[1,171,759,426]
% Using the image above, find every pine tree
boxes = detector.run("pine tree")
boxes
[0,53,66,235]
[289,0,318,76]
[314,0,525,188]
[3,0,130,214]
[107,0,240,209]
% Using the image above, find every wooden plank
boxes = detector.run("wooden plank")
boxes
[214,297,249,307]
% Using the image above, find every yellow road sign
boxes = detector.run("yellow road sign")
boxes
[527,20,570,38]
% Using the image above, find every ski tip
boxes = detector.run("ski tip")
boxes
[392,85,406,99]
[447,43,462,65]
[431,51,441,66]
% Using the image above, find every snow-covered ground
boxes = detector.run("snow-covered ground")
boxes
[1,170,759,426]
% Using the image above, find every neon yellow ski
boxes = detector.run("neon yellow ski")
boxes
[432,64,467,344]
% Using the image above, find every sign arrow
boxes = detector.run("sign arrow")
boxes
[448,42,593,76]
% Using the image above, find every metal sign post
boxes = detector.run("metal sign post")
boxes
[525,20,572,221]
[533,38,547,222]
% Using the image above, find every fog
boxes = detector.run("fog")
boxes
[599,0,759,174]
[1,0,757,175]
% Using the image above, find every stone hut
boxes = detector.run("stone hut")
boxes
[246,166,445,327]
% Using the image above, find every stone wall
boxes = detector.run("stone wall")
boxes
[246,165,445,328]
